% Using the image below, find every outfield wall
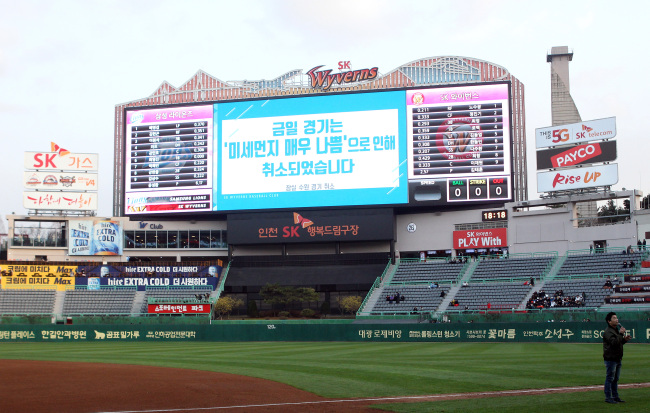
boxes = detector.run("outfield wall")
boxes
[1,321,649,343]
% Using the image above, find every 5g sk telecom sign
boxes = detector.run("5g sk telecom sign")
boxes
[535,117,616,149]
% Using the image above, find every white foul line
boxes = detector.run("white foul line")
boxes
[96,382,650,413]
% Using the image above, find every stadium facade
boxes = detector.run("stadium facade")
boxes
[6,56,649,263]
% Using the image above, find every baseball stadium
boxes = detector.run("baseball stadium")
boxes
[2,53,650,412]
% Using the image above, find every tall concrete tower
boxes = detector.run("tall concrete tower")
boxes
[547,46,596,220]
[547,46,581,126]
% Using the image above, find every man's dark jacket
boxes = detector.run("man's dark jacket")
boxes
[603,324,626,361]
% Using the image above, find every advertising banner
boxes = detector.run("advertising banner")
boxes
[74,263,222,278]
[74,277,218,291]
[626,274,650,282]
[535,141,617,170]
[1,321,649,343]
[23,192,98,211]
[68,220,123,256]
[24,152,99,171]
[537,163,618,193]
[227,208,395,244]
[453,227,507,249]
[23,171,98,191]
[1,264,77,277]
[148,304,211,314]
[1,275,75,291]
[605,296,650,304]
[535,117,616,149]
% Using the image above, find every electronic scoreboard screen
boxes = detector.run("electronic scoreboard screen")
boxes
[123,82,512,215]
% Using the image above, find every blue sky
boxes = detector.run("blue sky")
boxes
[1,0,648,218]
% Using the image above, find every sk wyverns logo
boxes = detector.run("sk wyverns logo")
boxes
[306,65,378,91]
[412,92,425,106]
[130,113,144,124]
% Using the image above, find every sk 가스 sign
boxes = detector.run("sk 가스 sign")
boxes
[453,228,507,249]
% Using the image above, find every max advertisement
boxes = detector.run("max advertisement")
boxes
[68,220,123,256]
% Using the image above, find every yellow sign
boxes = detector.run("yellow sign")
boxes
[1,275,75,291]
[1,264,77,277]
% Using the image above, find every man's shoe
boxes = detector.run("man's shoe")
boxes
[614,398,625,403]
[605,399,618,404]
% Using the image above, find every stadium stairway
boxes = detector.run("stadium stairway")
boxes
[53,290,65,316]
[518,254,566,309]
[433,259,478,316]
[131,291,146,316]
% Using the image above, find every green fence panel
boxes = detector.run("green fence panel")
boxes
[1,321,649,343]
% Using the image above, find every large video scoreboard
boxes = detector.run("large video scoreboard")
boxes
[123,82,512,215]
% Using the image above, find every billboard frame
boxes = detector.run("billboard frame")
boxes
[122,81,514,218]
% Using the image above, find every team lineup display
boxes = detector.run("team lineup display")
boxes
[124,82,513,215]
[406,84,511,203]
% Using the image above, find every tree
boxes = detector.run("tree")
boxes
[247,299,259,318]
[259,284,320,316]
[598,199,629,223]
[214,296,243,320]
[339,295,363,315]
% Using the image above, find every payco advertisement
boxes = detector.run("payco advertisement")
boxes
[69,220,123,256]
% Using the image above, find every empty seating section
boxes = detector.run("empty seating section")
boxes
[372,285,451,313]
[0,289,56,314]
[141,287,213,313]
[471,256,553,281]
[391,260,466,283]
[556,252,645,277]
[450,283,532,310]
[541,278,620,308]
[62,289,136,315]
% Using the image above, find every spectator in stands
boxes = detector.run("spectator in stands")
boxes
[530,277,535,287]
[603,312,631,404]
[622,261,628,269]
[428,282,438,289]
[603,278,613,289]
[462,281,469,287]
[440,290,446,298]
[643,239,647,250]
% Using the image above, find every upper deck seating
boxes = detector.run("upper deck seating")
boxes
[470,256,554,281]
[555,251,645,277]
[391,260,466,283]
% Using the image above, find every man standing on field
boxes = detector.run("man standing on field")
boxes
[603,312,631,404]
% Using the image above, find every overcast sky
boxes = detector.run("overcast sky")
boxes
[1,0,648,221]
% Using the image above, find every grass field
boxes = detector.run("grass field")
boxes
[1,342,649,412]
